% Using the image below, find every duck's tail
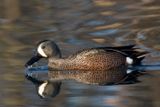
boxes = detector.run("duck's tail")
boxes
[98,44,149,65]
[117,45,149,65]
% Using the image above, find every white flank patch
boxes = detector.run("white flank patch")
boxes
[38,82,48,98]
[126,57,133,64]
[37,44,47,57]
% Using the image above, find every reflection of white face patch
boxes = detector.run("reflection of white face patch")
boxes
[37,44,47,57]
[38,82,48,98]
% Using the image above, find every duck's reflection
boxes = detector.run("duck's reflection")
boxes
[25,65,144,98]
[48,65,142,85]
[25,75,61,99]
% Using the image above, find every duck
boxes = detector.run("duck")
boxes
[25,40,148,71]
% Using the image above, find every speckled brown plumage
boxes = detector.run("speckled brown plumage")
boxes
[48,49,126,71]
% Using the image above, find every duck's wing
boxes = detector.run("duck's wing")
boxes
[97,44,135,50]
[95,44,135,51]
[95,45,149,65]
[67,45,148,65]
[69,45,135,57]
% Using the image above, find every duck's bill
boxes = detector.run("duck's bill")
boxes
[25,54,42,67]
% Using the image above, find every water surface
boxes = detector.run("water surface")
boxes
[0,0,160,107]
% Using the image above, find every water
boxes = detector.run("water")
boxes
[0,0,160,107]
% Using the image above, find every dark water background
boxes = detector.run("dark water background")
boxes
[0,0,160,107]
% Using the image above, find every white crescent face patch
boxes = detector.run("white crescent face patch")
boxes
[37,43,47,57]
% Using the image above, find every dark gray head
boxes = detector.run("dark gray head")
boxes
[25,40,61,67]
[37,40,61,58]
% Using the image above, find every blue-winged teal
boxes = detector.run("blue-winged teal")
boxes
[25,40,148,71]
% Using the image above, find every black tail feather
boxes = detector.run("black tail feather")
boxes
[97,44,148,65]
[123,50,148,64]
[133,56,145,65]
[110,45,149,65]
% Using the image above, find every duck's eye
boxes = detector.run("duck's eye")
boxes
[42,46,46,49]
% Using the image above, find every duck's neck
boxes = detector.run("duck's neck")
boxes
[52,49,62,58]
[48,57,66,70]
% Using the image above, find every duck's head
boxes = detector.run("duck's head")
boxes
[25,40,61,67]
